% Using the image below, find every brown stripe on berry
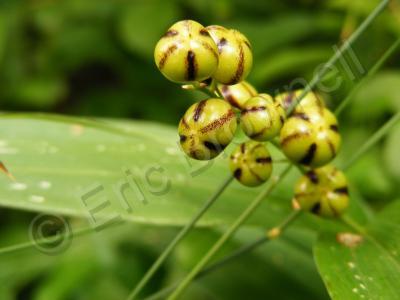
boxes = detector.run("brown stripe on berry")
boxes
[249,168,263,182]
[311,202,321,214]
[284,91,296,110]
[334,187,349,195]
[279,115,285,124]
[217,38,227,53]
[250,128,267,139]
[299,143,317,165]
[193,100,207,122]
[244,40,252,50]
[240,143,246,153]
[203,141,220,152]
[201,41,218,60]
[330,124,339,132]
[256,157,272,164]
[180,118,190,129]
[292,112,310,121]
[163,30,178,38]
[241,106,266,115]
[199,28,210,36]
[200,109,235,133]
[158,44,178,69]
[190,149,199,159]
[281,132,309,146]
[186,50,197,81]
[229,43,245,84]
[180,135,187,142]
[250,143,265,153]
[327,140,336,156]
[234,168,242,179]
[306,170,319,184]
[221,85,240,108]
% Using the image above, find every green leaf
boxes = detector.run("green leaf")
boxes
[314,200,400,300]
[0,115,298,228]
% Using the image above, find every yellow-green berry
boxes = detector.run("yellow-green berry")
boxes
[293,165,349,217]
[206,25,253,85]
[218,81,258,110]
[178,98,237,160]
[280,107,341,167]
[241,94,285,141]
[275,89,325,115]
[229,141,272,187]
[154,20,219,83]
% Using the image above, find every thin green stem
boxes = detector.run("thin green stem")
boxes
[0,226,92,255]
[144,236,267,300]
[335,36,400,116]
[127,175,233,300]
[286,0,390,116]
[167,165,292,300]
[146,210,302,300]
[342,111,400,171]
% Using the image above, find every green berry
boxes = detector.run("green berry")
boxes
[178,98,237,160]
[218,81,258,110]
[229,141,272,187]
[241,94,285,141]
[206,25,253,85]
[293,165,349,217]
[280,107,341,167]
[275,89,325,115]
[154,20,219,83]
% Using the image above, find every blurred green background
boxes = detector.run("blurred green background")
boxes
[0,0,399,299]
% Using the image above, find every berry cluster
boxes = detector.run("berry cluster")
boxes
[155,20,349,218]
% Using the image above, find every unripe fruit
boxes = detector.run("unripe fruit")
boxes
[206,25,253,85]
[293,165,349,217]
[275,89,325,115]
[280,107,341,167]
[229,141,272,187]
[240,94,285,141]
[218,81,257,110]
[154,20,219,83]
[178,98,237,160]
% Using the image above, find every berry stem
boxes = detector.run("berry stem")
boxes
[127,175,233,300]
[193,81,221,98]
[145,210,302,300]
[167,164,293,300]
